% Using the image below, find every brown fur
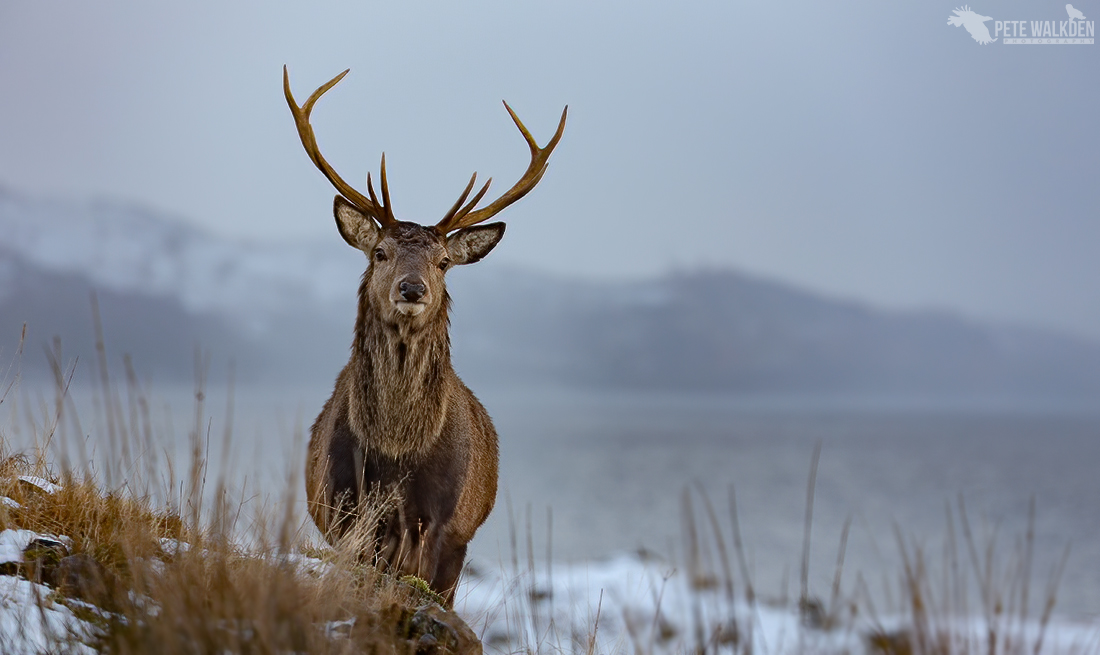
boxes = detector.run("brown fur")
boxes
[306,203,503,606]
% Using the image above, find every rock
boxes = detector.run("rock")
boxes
[56,553,121,608]
[0,533,121,609]
[394,602,482,655]
[416,633,440,653]
[21,536,69,585]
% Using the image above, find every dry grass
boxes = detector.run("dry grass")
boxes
[0,336,473,654]
[864,497,1073,655]
[0,454,443,654]
[1,325,1090,655]
[672,465,1080,655]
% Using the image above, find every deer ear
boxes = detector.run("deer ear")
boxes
[333,195,381,251]
[446,223,506,266]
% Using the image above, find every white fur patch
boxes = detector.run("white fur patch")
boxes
[396,302,426,316]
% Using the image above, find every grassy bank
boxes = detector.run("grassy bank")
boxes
[0,442,488,654]
[0,342,484,654]
[1,339,1096,654]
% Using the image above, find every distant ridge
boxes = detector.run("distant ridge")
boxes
[451,267,1100,398]
[2,185,1099,400]
[0,185,355,383]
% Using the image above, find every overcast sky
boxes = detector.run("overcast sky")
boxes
[1,0,1097,339]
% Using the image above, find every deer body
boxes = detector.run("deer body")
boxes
[285,67,565,604]
[305,214,503,601]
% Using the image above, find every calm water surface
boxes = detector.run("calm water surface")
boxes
[5,382,1100,620]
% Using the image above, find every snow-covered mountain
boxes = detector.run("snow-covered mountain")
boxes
[3,184,1100,400]
[0,184,360,338]
[0,185,362,381]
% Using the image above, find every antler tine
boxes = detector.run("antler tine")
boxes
[379,154,396,225]
[436,103,567,233]
[365,155,397,225]
[283,66,396,226]
[366,171,382,212]
[440,173,478,225]
[456,177,493,220]
[439,173,494,228]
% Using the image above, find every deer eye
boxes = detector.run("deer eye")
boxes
[373,248,387,262]
[439,258,451,271]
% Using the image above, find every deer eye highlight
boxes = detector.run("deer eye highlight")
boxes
[373,248,387,262]
[439,258,451,271]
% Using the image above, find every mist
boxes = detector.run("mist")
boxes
[1,0,1097,340]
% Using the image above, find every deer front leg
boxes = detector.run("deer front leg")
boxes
[433,541,468,608]
[394,517,446,587]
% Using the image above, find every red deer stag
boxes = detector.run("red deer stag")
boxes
[284,67,566,605]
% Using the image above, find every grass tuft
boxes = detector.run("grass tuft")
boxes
[0,346,479,654]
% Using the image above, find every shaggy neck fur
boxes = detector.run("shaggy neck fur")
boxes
[346,272,454,459]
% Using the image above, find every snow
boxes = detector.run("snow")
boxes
[323,617,357,640]
[454,553,1100,654]
[17,476,62,495]
[0,528,99,655]
[456,553,818,653]
[0,529,65,564]
[276,552,332,578]
[158,537,191,556]
[0,187,360,335]
[2,523,1098,653]
[0,576,97,654]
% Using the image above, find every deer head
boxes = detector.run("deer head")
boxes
[284,67,566,328]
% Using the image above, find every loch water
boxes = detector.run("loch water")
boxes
[5,381,1099,621]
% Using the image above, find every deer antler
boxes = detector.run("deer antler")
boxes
[283,66,397,227]
[436,102,567,234]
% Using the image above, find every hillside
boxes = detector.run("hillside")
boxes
[3,185,1100,399]
[452,268,1100,397]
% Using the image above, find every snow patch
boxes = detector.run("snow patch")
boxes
[454,554,1100,655]
[0,188,359,335]
[17,476,61,495]
[0,529,69,565]
[158,537,191,556]
[0,576,97,654]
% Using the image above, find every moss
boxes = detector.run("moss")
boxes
[399,574,447,607]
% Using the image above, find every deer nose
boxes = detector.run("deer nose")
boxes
[399,280,426,303]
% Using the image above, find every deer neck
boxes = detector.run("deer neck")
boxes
[346,291,454,459]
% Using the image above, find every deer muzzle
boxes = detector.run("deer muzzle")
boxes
[395,278,429,316]
[399,280,426,302]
